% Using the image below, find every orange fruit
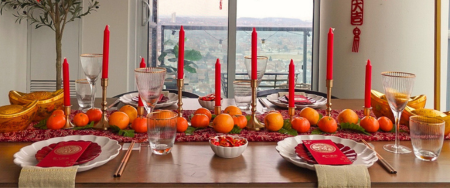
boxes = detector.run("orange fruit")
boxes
[337,109,359,124]
[86,108,102,123]
[46,114,66,130]
[152,110,176,119]
[109,111,130,130]
[177,117,189,133]
[299,107,320,125]
[232,115,248,129]
[120,105,137,124]
[191,114,210,128]
[291,116,311,133]
[52,109,65,116]
[378,116,393,132]
[131,117,147,133]
[223,106,242,116]
[264,112,284,132]
[212,114,234,133]
[194,108,212,121]
[360,116,380,133]
[73,113,89,127]
[317,116,338,133]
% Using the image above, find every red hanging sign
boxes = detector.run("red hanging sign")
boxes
[351,0,363,53]
[220,0,222,10]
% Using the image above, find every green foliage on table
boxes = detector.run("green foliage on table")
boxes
[278,119,298,136]
[72,121,94,130]
[109,125,135,138]
[311,128,324,135]
[184,126,197,135]
[157,43,202,74]
[34,119,48,130]
[340,122,371,135]
[229,125,242,134]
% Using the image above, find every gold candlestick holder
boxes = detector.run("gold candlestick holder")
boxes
[364,107,372,117]
[177,79,184,117]
[95,78,109,130]
[288,106,296,121]
[63,105,74,129]
[137,106,145,117]
[214,106,221,115]
[326,79,333,116]
[247,79,264,131]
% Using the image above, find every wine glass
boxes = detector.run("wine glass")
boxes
[244,56,268,87]
[80,54,103,110]
[135,67,167,114]
[381,71,415,154]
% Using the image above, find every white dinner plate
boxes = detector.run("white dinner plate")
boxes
[275,135,378,171]
[13,135,121,172]
[266,93,327,109]
[119,92,178,108]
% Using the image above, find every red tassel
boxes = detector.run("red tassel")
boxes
[220,0,222,10]
[352,27,361,52]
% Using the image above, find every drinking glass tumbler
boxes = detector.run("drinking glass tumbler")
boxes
[147,110,178,155]
[75,79,92,112]
[233,80,252,110]
[410,116,445,161]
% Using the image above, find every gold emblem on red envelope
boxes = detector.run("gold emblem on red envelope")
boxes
[54,145,83,155]
[310,143,336,153]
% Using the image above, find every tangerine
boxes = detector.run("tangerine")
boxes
[223,106,242,116]
[176,117,189,132]
[109,111,130,130]
[299,107,320,125]
[152,110,176,119]
[194,108,212,121]
[86,108,102,123]
[337,109,359,124]
[52,109,65,116]
[46,114,66,130]
[360,116,380,133]
[212,114,234,133]
[191,114,210,128]
[378,116,393,132]
[264,112,284,132]
[291,116,310,133]
[73,113,89,127]
[232,115,248,129]
[120,105,137,124]
[131,117,147,133]
[317,116,338,133]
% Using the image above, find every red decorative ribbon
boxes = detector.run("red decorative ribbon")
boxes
[352,27,361,53]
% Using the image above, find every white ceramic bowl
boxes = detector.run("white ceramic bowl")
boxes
[198,99,221,110]
[209,136,248,158]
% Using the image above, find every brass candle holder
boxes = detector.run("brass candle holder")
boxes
[326,79,333,116]
[177,79,184,117]
[95,78,109,130]
[137,106,145,117]
[364,107,372,117]
[214,106,221,115]
[247,79,264,131]
[288,106,296,121]
[63,105,74,129]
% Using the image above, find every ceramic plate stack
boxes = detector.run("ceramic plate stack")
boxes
[119,92,178,108]
[266,93,327,109]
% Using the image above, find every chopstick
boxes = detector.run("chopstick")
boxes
[114,141,135,177]
[361,139,397,174]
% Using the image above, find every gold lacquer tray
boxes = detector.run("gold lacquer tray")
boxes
[9,89,64,122]
[371,90,426,127]
[0,100,38,133]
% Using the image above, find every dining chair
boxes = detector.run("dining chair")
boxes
[257,89,338,99]
[113,89,200,99]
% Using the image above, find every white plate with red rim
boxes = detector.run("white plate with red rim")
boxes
[266,93,327,109]
[119,92,178,108]
[275,135,378,171]
[13,135,121,172]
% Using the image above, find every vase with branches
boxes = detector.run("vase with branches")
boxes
[0,0,99,90]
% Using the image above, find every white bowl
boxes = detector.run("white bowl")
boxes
[198,99,221,110]
[209,136,248,158]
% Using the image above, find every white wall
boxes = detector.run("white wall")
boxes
[0,10,28,106]
[319,0,444,109]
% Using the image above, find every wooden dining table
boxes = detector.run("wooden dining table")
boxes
[1,98,449,187]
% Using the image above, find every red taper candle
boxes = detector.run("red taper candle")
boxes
[289,59,295,108]
[63,58,71,106]
[251,28,257,80]
[138,57,146,107]
[102,25,110,79]
[178,26,185,79]
[326,28,334,80]
[365,59,372,108]
[215,59,221,106]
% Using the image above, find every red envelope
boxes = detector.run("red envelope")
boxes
[37,141,91,167]
[303,140,352,165]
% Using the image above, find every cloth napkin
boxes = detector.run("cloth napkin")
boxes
[18,166,78,188]
[315,165,370,188]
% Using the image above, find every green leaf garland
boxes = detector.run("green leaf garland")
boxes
[340,122,371,135]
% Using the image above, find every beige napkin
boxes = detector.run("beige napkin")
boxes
[19,166,78,188]
[315,165,370,188]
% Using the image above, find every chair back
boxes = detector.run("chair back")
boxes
[257,89,338,99]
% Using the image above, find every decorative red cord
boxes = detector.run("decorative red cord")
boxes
[351,0,363,53]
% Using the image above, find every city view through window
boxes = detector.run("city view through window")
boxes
[155,0,313,97]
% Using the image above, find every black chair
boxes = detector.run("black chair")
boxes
[113,89,199,98]
[257,89,338,99]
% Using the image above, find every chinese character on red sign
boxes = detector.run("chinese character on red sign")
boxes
[351,0,364,25]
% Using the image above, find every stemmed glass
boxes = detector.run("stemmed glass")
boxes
[134,67,167,114]
[381,71,415,154]
[80,54,103,110]
[244,56,268,87]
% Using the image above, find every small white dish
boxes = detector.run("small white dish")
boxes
[209,136,248,158]
[198,99,222,110]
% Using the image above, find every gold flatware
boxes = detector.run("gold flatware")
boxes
[361,139,397,174]
[258,97,269,108]
[114,141,135,177]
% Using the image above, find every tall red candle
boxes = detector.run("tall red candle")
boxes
[251,28,257,80]
[138,57,146,107]
[63,58,71,106]
[289,59,295,108]
[178,26,185,79]
[326,28,334,80]
[215,59,221,106]
[102,25,110,79]
[365,59,372,108]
